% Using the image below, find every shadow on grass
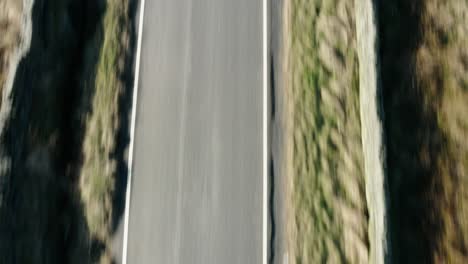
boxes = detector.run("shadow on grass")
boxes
[379,1,447,263]
[0,0,109,262]
[110,0,139,236]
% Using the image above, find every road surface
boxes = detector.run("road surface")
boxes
[125,0,263,263]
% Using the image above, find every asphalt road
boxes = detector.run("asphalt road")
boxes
[125,0,263,263]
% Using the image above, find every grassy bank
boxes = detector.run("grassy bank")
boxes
[79,0,130,261]
[287,0,369,262]
[0,0,23,107]
[0,0,103,262]
[0,0,131,262]
[379,0,468,262]
[79,0,128,242]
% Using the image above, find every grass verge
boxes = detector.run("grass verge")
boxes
[287,0,369,262]
[79,0,130,261]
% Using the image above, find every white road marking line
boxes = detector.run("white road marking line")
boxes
[263,0,268,263]
[122,0,146,262]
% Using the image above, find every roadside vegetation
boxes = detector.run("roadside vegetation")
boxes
[79,0,130,260]
[379,0,468,262]
[287,0,369,262]
[1,0,101,262]
[0,0,132,263]
[0,0,23,107]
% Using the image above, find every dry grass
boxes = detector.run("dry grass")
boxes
[79,0,129,255]
[422,1,468,262]
[379,0,468,262]
[0,54,5,98]
[287,0,369,262]
[0,0,23,107]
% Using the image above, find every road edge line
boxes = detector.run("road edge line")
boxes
[122,0,146,262]
[263,0,268,263]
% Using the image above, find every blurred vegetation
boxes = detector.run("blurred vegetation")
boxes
[80,0,129,252]
[288,0,369,263]
[379,0,468,263]
[0,0,133,263]
[0,0,23,107]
